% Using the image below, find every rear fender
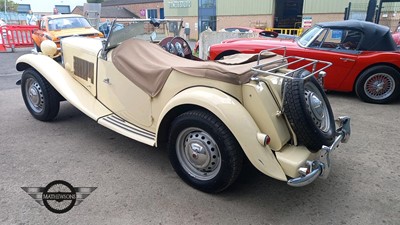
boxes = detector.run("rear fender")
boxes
[157,87,287,181]
[16,54,111,120]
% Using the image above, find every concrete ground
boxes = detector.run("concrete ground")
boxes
[0,49,399,225]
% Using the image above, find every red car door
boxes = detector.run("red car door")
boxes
[293,47,358,91]
[291,27,362,91]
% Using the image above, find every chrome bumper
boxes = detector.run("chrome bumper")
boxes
[287,116,351,187]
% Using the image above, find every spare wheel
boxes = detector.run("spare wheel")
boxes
[283,70,335,152]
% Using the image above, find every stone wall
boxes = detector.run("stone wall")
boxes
[119,3,164,19]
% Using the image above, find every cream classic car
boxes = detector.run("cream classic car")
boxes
[16,19,351,193]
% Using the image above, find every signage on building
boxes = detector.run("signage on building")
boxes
[140,9,146,17]
[169,0,191,8]
[302,16,312,29]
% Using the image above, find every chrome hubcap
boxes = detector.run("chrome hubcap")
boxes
[309,93,323,121]
[176,128,221,181]
[25,78,44,113]
[304,83,330,132]
[364,73,395,100]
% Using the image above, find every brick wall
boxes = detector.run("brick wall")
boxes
[169,15,274,40]
[302,13,345,27]
[168,16,198,40]
[72,7,84,16]
[118,3,164,19]
[217,15,274,30]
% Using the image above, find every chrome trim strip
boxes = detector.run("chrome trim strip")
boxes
[102,114,155,140]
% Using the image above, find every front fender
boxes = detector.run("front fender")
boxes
[157,87,287,181]
[16,54,111,120]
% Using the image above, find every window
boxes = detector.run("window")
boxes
[40,20,46,30]
[309,29,362,50]
[160,8,164,19]
[48,17,91,31]
[147,9,158,19]
[55,5,71,14]
[199,0,216,8]
[17,4,31,13]
[298,26,323,47]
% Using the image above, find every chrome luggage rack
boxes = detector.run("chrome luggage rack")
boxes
[250,47,332,81]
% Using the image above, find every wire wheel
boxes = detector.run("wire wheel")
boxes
[364,72,395,101]
[355,65,400,104]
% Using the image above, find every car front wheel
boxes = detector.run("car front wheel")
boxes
[168,110,243,193]
[21,68,60,121]
[355,65,400,104]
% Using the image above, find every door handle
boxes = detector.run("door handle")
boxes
[340,58,355,62]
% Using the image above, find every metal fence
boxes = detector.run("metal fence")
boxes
[377,2,400,32]
[347,2,400,32]
[348,3,368,21]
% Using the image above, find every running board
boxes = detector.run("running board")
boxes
[98,114,156,146]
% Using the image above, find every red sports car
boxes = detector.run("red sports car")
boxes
[209,20,400,104]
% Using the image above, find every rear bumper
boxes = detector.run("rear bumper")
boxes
[287,116,351,187]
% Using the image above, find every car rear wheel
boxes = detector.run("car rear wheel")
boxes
[355,66,400,104]
[283,71,336,152]
[21,68,60,121]
[168,110,243,193]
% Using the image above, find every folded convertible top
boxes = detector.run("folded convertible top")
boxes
[112,38,284,97]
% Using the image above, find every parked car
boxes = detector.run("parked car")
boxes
[222,26,297,39]
[16,19,350,193]
[222,26,278,37]
[209,20,400,104]
[32,14,103,52]
[194,26,282,53]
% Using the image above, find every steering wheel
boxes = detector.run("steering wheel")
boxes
[159,37,192,59]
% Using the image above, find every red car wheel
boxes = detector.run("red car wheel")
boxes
[355,65,400,104]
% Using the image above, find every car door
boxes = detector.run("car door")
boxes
[96,50,153,127]
[301,28,360,90]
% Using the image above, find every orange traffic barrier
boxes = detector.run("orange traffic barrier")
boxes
[0,25,38,52]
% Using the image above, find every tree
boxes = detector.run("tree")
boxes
[87,0,104,3]
[0,0,18,12]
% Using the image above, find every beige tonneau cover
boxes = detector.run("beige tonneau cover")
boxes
[112,38,284,97]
